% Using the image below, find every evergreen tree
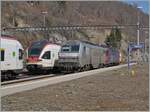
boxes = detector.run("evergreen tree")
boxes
[105,27,122,49]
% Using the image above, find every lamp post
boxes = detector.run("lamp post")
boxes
[41,11,48,38]
[144,31,148,62]
[137,6,143,61]
[41,11,48,27]
[12,2,16,27]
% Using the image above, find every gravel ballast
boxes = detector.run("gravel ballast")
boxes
[2,63,149,111]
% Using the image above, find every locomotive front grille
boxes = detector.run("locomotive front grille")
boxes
[59,58,79,63]
[58,56,80,70]
[58,61,80,70]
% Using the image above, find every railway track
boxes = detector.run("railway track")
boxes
[1,69,94,86]
[1,74,56,86]
[1,71,71,86]
[1,63,127,86]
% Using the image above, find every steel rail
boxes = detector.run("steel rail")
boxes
[1,74,55,86]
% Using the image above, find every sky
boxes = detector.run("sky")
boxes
[122,0,149,14]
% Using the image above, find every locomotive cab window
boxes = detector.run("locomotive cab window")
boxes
[42,51,51,59]
[61,45,80,52]
[29,48,41,56]
[71,45,80,52]
[0,49,5,61]
[61,45,70,52]
[19,49,23,60]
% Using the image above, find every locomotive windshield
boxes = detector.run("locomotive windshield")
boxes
[28,39,49,56]
[61,44,80,52]
[29,48,42,56]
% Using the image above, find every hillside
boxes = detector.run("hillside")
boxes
[1,1,149,54]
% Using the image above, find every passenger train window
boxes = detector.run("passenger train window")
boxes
[42,51,51,59]
[1,50,5,61]
[19,49,23,60]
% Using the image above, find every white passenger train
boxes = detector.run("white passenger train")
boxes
[26,39,61,73]
[0,35,24,79]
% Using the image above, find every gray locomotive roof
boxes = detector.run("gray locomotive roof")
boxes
[63,40,100,47]
[62,40,118,50]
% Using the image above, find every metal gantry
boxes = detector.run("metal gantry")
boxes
[2,24,149,32]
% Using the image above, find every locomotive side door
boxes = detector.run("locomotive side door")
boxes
[49,49,59,68]
[51,49,57,67]
[6,42,17,70]
[81,44,89,67]
[41,51,52,68]
[16,44,24,70]
[91,48,99,68]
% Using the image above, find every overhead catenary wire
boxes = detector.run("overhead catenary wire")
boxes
[2,24,149,32]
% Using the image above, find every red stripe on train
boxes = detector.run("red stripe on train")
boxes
[26,56,39,63]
